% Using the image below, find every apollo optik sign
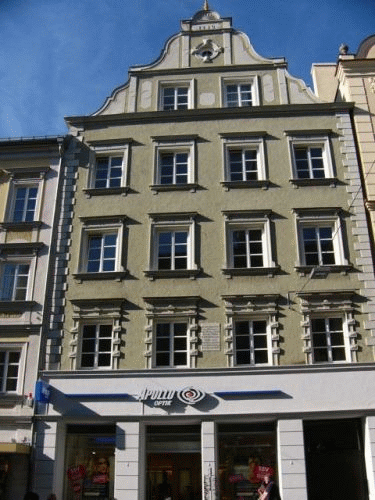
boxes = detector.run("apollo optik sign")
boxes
[136,387,206,407]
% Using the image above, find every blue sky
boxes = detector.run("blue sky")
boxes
[1,0,374,138]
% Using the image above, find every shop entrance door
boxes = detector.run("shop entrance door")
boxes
[304,419,368,500]
[147,453,201,500]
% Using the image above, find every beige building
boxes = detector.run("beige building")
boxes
[312,35,375,244]
[0,136,64,499]
[34,6,375,500]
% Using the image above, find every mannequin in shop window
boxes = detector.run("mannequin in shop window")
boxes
[258,474,281,500]
[157,472,172,500]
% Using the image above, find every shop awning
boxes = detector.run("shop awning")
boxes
[0,443,31,454]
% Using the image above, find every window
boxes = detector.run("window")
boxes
[69,300,124,370]
[221,135,267,189]
[143,296,199,369]
[0,348,21,393]
[234,319,271,365]
[155,322,188,367]
[146,213,199,279]
[12,185,38,222]
[80,324,113,369]
[298,291,357,364]
[294,209,349,273]
[94,156,123,188]
[0,263,30,301]
[161,86,189,110]
[223,295,280,367]
[310,317,346,363]
[85,143,129,196]
[76,217,127,280]
[87,234,117,272]
[223,211,277,276]
[287,134,335,184]
[222,77,259,108]
[151,137,197,191]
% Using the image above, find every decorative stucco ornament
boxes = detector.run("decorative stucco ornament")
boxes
[369,77,375,94]
[192,39,223,62]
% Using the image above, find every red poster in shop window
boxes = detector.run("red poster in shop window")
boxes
[67,465,86,497]
[254,465,274,482]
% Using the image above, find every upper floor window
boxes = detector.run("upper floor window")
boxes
[234,319,271,366]
[310,317,347,363]
[12,185,38,222]
[75,217,128,281]
[223,295,280,367]
[145,213,200,279]
[87,234,117,273]
[286,133,335,185]
[151,137,198,192]
[298,291,357,364]
[0,263,30,301]
[0,348,21,393]
[155,322,188,368]
[94,156,123,189]
[143,296,200,369]
[221,134,267,189]
[85,143,130,196]
[222,210,278,277]
[80,324,113,369]
[294,209,350,274]
[225,83,252,107]
[222,77,259,108]
[161,86,189,111]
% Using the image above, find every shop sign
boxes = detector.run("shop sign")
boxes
[136,386,206,407]
[35,379,51,403]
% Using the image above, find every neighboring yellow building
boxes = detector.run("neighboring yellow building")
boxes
[30,6,375,500]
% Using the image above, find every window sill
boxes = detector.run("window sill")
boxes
[221,180,270,190]
[150,183,199,193]
[289,178,337,187]
[0,221,43,230]
[0,242,44,255]
[83,187,130,198]
[0,301,36,312]
[295,265,352,277]
[222,266,280,278]
[73,271,129,282]
[0,394,24,406]
[144,269,201,280]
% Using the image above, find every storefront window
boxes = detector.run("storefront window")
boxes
[146,425,201,500]
[64,425,115,500]
[218,423,277,500]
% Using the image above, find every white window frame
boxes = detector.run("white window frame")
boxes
[7,178,43,223]
[223,211,276,276]
[222,136,266,184]
[298,291,357,364]
[223,295,280,367]
[0,257,35,302]
[287,135,335,182]
[154,321,189,368]
[0,343,26,394]
[233,318,272,366]
[143,296,200,369]
[77,218,126,277]
[86,144,130,193]
[221,76,260,108]
[78,323,114,370]
[146,213,199,278]
[153,140,196,187]
[294,209,348,271]
[309,316,350,364]
[159,80,194,111]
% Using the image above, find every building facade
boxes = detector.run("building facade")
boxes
[312,35,375,249]
[0,137,64,499]
[32,6,375,500]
